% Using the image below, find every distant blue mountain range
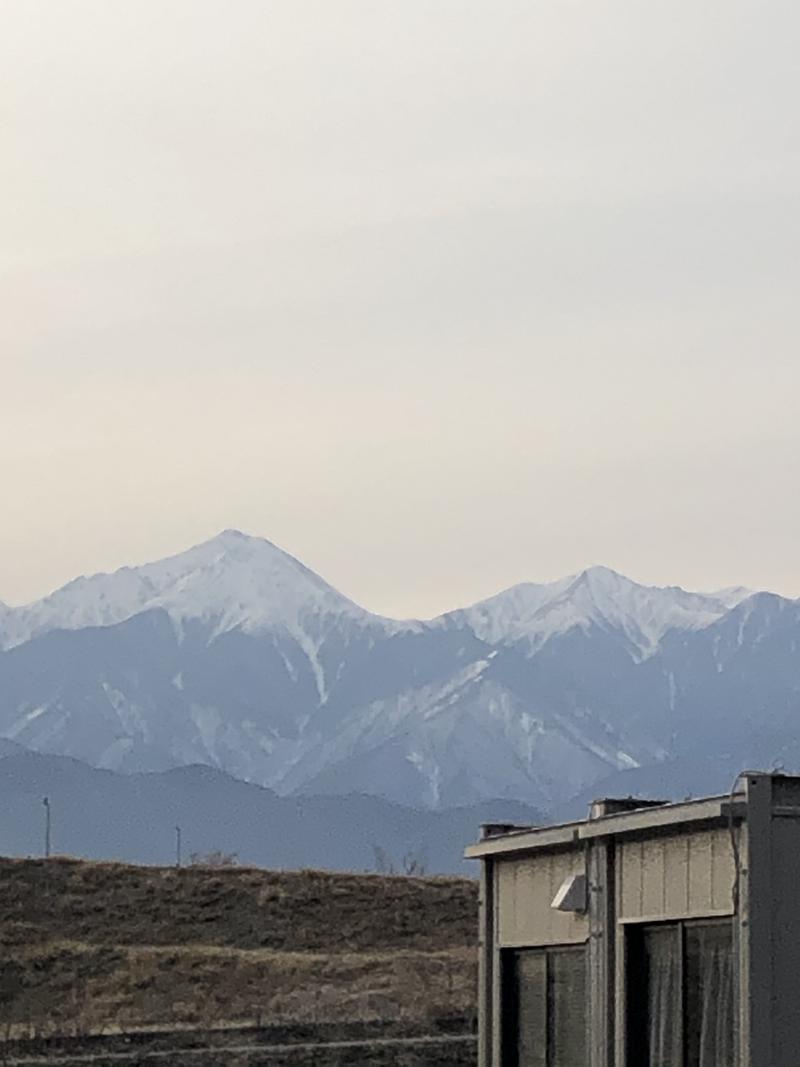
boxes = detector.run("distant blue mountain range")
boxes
[1,531,798,816]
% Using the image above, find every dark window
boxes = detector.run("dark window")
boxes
[684,923,735,1067]
[504,945,587,1067]
[549,947,587,1066]
[627,920,734,1067]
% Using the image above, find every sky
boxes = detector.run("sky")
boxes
[2,0,799,619]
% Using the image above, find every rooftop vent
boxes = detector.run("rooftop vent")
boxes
[479,822,534,840]
[589,797,668,819]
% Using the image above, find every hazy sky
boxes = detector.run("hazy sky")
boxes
[3,0,799,618]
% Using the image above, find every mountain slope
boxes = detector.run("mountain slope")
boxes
[0,532,796,812]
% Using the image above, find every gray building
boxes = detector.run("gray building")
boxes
[466,770,800,1067]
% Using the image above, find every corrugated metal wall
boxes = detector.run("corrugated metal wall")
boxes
[617,827,735,921]
[496,847,589,947]
[494,825,736,948]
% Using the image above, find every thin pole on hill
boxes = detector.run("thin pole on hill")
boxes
[42,796,51,859]
[175,825,182,868]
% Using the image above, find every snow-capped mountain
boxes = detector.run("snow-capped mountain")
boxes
[442,564,749,659]
[3,529,401,639]
[0,530,419,708]
[0,532,796,812]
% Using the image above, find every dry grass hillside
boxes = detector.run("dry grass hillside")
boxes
[0,857,478,1040]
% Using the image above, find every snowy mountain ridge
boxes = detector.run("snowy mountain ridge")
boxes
[0,530,409,654]
[0,531,762,656]
[0,531,794,814]
[447,565,754,659]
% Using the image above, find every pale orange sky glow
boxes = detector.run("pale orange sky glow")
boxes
[2,1,799,618]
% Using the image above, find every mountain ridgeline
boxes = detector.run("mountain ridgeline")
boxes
[1,531,798,815]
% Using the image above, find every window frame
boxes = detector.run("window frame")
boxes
[502,942,589,1067]
[625,916,735,1067]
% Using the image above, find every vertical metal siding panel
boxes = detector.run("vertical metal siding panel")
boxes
[619,839,643,919]
[534,854,556,943]
[510,861,520,943]
[535,858,553,941]
[641,838,664,917]
[687,831,714,914]
[637,839,645,917]
[525,858,550,944]
[710,827,736,913]
[497,862,517,946]
[663,833,690,917]
[600,830,731,922]
[495,851,589,947]
[513,858,537,945]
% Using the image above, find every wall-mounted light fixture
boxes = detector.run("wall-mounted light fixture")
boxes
[551,873,587,913]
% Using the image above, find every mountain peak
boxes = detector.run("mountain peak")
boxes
[208,528,269,549]
[452,565,739,658]
[579,564,626,581]
[210,527,250,548]
[194,528,281,558]
[0,531,371,651]
[571,565,634,594]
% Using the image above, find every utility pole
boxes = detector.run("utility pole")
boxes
[175,825,182,868]
[42,797,51,859]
